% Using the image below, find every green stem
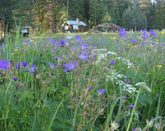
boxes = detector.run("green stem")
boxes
[47,99,64,131]
[126,88,142,131]
[104,101,116,131]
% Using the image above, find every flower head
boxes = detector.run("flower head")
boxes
[12,77,18,81]
[59,40,65,47]
[49,63,55,69]
[130,39,137,44]
[97,88,106,95]
[110,60,115,65]
[0,60,10,71]
[64,61,78,72]
[81,43,88,50]
[88,86,93,91]
[142,30,148,39]
[25,38,30,44]
[129,103,134,110]
[119,28,127,38]
[15,63,20,69]
[21,61,28,67]
[110,121,119,130]
[149,29,156,37]
[75,35,82,43]
[79,51,88,61]
[26,64,36,73]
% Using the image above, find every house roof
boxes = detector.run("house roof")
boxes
[67,20,87,26]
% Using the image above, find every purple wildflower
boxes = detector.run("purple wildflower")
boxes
[81,43,88,50]
[132,128,136,131]
[142,30,148,39]
[130,39,137,44]
[72,45,79,51]
[49,63,55,69]
[25,38,30,44]
[75,35,82,43]
[0,60,10,71]
[160,44,165,47]
[21,61,28,67]
[15,63,20,69]
[64,61,78,72]
[149,29,156,37]
[79,51,88,61]
[129,103,134,110]
[110,60,115,65]
[119,28,127,38]
[59,40,65,47]
[88,86,93,91]
[97,89,106,95]
[48,38,57,45]
[12,77,18,81]
[26,64,36,73]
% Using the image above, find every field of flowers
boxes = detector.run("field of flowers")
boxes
[0,29,165,131]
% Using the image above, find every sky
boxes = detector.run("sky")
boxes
[151,0,156,3]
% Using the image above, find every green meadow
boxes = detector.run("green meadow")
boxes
[0,30,165,131]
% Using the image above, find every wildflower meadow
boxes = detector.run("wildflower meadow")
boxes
[0,29,165,131]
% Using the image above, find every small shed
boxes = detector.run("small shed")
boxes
[62,20,87,32]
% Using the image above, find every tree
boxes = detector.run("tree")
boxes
[122,4,146,30]
[154,0,165,29]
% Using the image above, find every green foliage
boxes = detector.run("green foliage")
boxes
[122,5,146,30]
[0,30,165,130]
[1,0,165,36]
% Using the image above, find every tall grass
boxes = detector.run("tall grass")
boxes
[0,30,164,130]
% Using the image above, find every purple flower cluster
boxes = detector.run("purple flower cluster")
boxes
[81,43,88,50]
[0,60,10,71]
[21,61,28,67]
[15,61,28,69]
[59,40,65,47]
[49,63,55,69]
[97,88,106,95]
[149,29,156,37]
[130,39,137,44]
[119,28,127,38]
[142,30,149,39]
[79,51,88,61]
[26,64,36,73]
[64,61,78,72]
[75,35,82,43]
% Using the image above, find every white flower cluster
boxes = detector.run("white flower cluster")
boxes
[107,71,138,93]
[92,49,117,64]
[106,51,117,56]
[96,54,108,63]
[117,57,134,68]
[107,71,152,94]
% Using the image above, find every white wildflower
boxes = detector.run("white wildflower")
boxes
[96,53,107,63]
[117,57,134,68]
[107,51,117,56]
[110,121,119,131]
[146,119,154,128]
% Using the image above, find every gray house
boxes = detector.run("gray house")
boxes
[62,20,87,32]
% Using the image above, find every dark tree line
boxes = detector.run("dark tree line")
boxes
[0,0,165,34]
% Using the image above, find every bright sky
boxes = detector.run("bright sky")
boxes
[151,0,156,3]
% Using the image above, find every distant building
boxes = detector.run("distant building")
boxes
[62,19,87,33]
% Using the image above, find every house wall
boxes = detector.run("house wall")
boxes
[0,20,4,39]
